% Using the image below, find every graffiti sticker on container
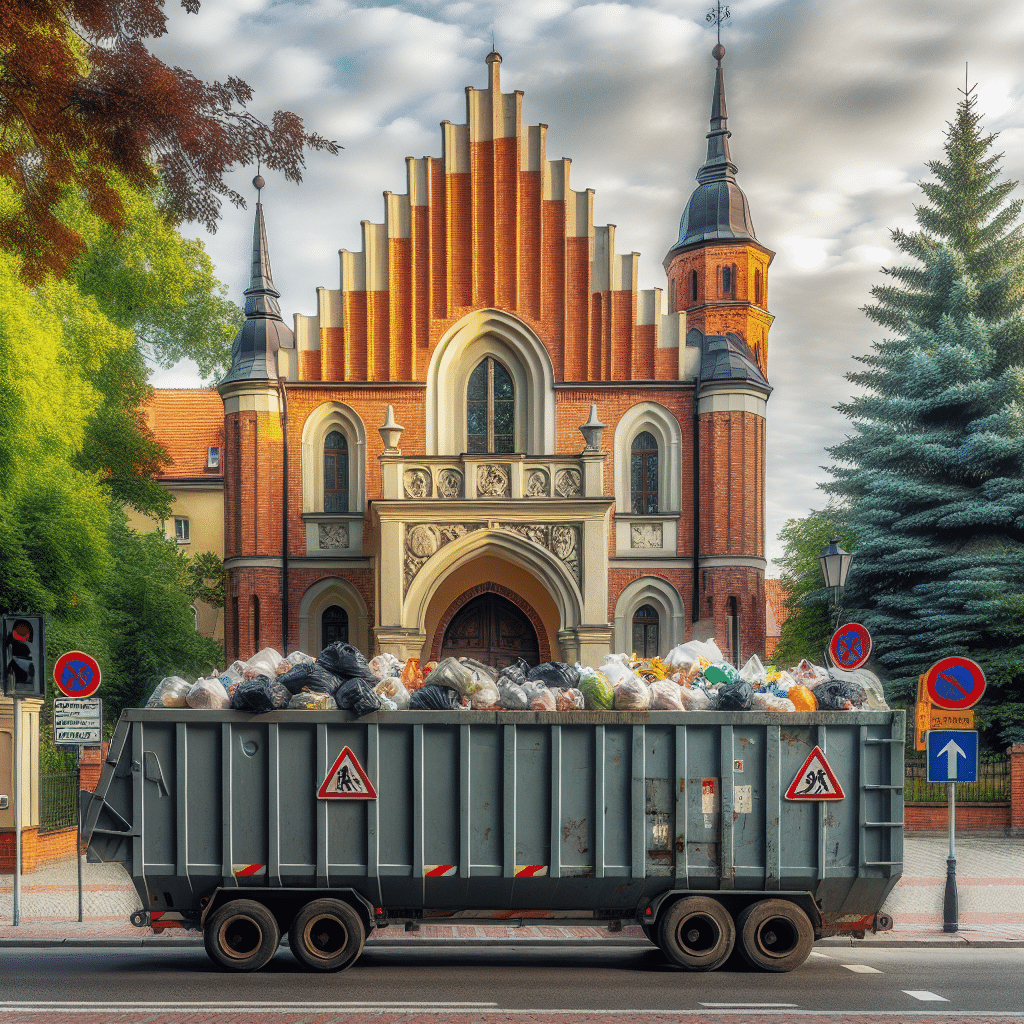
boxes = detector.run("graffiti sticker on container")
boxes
[318,746,377,800]
[785,746,845,801]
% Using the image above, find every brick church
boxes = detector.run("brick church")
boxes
[218,44,773,669]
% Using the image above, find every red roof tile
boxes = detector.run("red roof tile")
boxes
[145,389,224,479]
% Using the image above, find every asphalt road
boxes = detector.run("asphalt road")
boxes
[1,944,1023,1021]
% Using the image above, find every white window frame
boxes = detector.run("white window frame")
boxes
[174,517,190,544]
[300,402,367,514]
[206,446,220,469]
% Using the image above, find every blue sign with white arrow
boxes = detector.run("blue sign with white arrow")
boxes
[926,730,978,784]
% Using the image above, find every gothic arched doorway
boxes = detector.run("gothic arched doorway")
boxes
[440,593,540,670]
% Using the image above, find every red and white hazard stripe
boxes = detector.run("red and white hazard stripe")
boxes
[424,864,457,877]
[232,863,266,878]
[514,864,548,877]
[149,911,188,931]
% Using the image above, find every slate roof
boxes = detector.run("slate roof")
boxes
[696,330,772,391]
[144,389,224,479]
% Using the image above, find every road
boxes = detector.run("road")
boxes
[1,944,1022,1021]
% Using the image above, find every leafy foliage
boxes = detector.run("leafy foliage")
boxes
[186,550,226,608]
[825,88,1024,747]
[0,0,340,285]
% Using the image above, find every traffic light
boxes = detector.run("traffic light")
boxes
[1,614,46,697]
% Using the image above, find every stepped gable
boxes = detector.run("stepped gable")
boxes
[293,52,685,384]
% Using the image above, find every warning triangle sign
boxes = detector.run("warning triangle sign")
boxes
[785,745,845,801]
[318,746,377,800]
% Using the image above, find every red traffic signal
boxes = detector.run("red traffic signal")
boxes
[2,614,47,697]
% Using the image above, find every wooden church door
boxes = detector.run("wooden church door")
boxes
[440,593,539,670]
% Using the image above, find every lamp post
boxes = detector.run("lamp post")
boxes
[818,537,853,631]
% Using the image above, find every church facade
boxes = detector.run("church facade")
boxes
[218,46,773,669]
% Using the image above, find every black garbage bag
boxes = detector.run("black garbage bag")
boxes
[526,661,580,690]
[334,677,384,717]
[815,678,867,711]
[715,681,754,711]
[498,658,530,689]
[278,662,342,695]
[317,642,374,681]
[409,684,463,711]
[231,675,290,713]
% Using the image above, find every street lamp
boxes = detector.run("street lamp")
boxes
[818,537,852,630]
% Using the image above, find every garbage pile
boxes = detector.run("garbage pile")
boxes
[145,639,888,718]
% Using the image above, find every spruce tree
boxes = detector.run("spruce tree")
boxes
[826,86,1024,746]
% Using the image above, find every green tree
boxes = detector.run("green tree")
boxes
[186,550,226,609]
[771,507,857,669]
[825,87,1024,746]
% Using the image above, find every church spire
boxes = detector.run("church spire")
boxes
[221,175,294,384]
[697,43,738,185]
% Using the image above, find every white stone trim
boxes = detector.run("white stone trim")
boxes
[426,309,555,456]
[612,401,683,527]
[697,391,768,416]
[300,401,367,514]
[612,576,686,658]
[298,576,370,657]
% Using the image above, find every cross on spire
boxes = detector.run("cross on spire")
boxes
[706,2,730,45]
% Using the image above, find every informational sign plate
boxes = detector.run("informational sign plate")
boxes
[53,651,102,698]
[317,746,376,800]
[924,657,986,711]
[53,698,102,745]
[926,729,978,784]
[829,623,872,671]
[785,746,845,801]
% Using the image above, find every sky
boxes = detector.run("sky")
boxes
[145,0,1024,574]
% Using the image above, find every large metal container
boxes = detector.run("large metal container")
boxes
[85,707,903,936]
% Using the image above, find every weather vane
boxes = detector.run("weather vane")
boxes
[706,2,731,45]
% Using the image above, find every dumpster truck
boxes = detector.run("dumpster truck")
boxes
[83,707,903,973]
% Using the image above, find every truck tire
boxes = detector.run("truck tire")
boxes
[204,899,280,972]
[289,899,365,972]
[658,896,735,971]
[735,899,814,973]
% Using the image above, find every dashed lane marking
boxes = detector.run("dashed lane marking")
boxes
[903,990,950,1002]
[841,964,882,973]
[809,951,832,958]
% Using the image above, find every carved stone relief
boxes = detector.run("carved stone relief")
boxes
[318,523,350,550]
[497,522,581,583]
[403,468,432,499]
[525,468,549,497]
[476,464,511,498]
[436,468,463,499]
[554,468,582,498]
[630,523,663,549]
[404,523,483,592]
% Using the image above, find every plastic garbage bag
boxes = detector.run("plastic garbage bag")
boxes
[579,669,614,711]
[318,642,374,681]
[613,676,650,711]
[287,690,338,710]
[664,639,724,670]
[335,677,384,717]
[556,688,585,712]
[714,681,754,710]
[231,675,290,713]
[497,679,530,710]
[631,658,669,683]
[277,661,343,695]
[522,680,556,711]
[649,679,684,711]
[186,677,230,710]
[283,650,316,668]
[752,691,796,713]
[425,657,477,697]
[703,663,739,686]
[401,658,425,691]
[244,647,284,679]
[461,658,499,706]
[497,658,530,689]
[374,676,411,710]
[410,684,463,711]
[827,667,889,710]
[526,662,580,689]
[791,659,830,688]
[787,684,818,711]
[599,657,638,688]
[221,661,246,688]
[145,676,191,708]
[678,684,715,711]
[814,678,867,711]
[662,645,702,683]
[738,654,767,688]
[368,653,403,679]
[470,677,500,709]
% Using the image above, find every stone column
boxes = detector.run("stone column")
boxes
[1010,743,1024,836]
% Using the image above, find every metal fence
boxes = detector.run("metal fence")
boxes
[39,771,79,834]
[905,755,1010,803]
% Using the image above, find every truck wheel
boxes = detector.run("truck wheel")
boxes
[289,899,365,972]
[204,900,280,972]
[736,899,814,973]
[658,896,735,971]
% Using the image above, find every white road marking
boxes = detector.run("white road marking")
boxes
[842,964,882,973]
[903,990,950,1002]
[809,951,833,958]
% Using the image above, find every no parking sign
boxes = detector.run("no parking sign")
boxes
[53,650,102,698]
[829,623,872,671]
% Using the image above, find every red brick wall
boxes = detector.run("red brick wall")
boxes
[1011,743,1024,833]
[905,803,1010,831]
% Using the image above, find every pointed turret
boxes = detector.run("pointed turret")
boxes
[222,176,295,383]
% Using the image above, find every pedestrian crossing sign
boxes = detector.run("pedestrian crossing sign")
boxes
[785,746,845,801]
[317,746,377,800]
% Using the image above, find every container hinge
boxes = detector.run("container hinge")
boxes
[863,821,905,828]
[862,860,904,867]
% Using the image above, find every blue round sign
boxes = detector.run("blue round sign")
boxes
[925,657,986,710]
[829,623,872,670]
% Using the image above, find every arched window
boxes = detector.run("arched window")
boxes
[324,430,349,512]
[322,605,349,646]
[690,269,698,302]
[467,357,515,454]
[632,604,660,658]
[630,431,659,514]
[722,265,734,297]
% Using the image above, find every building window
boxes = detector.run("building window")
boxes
[467,357,515,454]
[668,278,676,311]
[690,269,698,302]
[630,431,659,514]
[754,268,763,306]
[206,446,220,469]
[632,604,660,658]
[726,596,740,666]
[324,430,349,513]
[174,517,190,544]
[722,264,735,297]
[322,605,349,647]
[252,595,260,651]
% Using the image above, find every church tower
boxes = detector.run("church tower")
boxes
[666,44,773,665]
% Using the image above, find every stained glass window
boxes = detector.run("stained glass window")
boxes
[630,431,658,514]
[324,430,348,512]
[467,358,515,454]
[632,604,659,658]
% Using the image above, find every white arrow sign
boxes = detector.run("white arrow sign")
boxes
[938,738,966,779]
